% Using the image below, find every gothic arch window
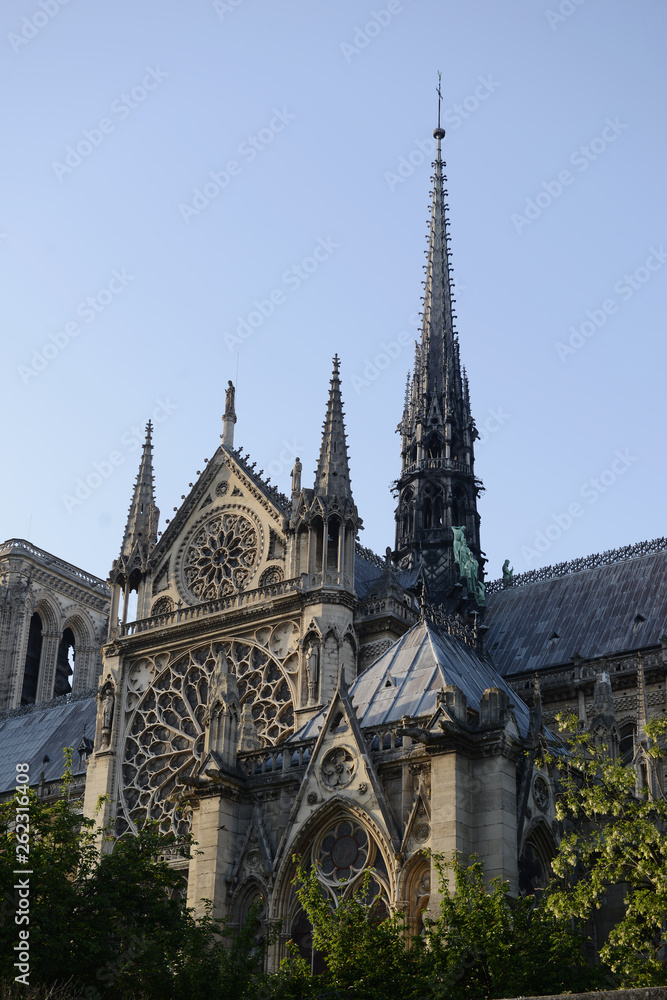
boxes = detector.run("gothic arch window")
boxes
[291,908,326,975]
[620,721,636,764]
[287,815,390,972]
[452,492,466,528]
[433,493,444,528]
[55,627,76,697]
[233,881,268,952]
[423,497,432,530]
[21,612,44,705]
[311,515,324,574]
[403,854,430,937]
[592,723,620,760]
[120,640,294,837]
[327,516,341,573]
[425,434,442,460]
[297,525,309,575]
[310,816,391,904]
[519,823,556,895]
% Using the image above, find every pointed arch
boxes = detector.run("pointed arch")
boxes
[270,796,395,926]
[21,594,60,705]
[21,611,44,706]
[229,875,268,931]
[31,593,61,633]
[59,609,97,693]
[399,851,431,936]
[519,819,557,895]
[452,489,467,529]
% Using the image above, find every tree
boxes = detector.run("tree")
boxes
[421,854,600,999]
[285,853,598,1000]
[286,860,426,1000]
[0,754,267,999]
[543,712,667,986]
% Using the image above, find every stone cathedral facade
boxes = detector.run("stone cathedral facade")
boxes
[2,112,666,969]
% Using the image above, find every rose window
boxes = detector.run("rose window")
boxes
[183,512,259,600]
[119,640,293,838]
[321,747,356,789]
[317,820,371,885]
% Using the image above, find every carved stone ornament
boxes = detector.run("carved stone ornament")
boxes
[246,849,261,871]
[321,746,356,789]
[119,639,293,838]
[182,511,259,600]
[127,658,153,700]
[533,775,550,812]
[414,822,430,844]
[317,820,370,885]
[151,596,174,616]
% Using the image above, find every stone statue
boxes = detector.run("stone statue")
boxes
[306,640,320,703]
[452,525,486,607]
[502,559,514,586]
[291,457,302,494]
[224,380,236,419]
[101,684,115,745]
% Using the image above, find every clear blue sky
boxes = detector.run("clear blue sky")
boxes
[1,0,665,584]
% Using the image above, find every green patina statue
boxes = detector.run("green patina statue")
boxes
[502,559,514,586]
[452,526,486,606]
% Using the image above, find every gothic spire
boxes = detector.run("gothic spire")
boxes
[112,422,159,579]
[393,87,483,610]
[314,355,353,499]
[419,116,459,404]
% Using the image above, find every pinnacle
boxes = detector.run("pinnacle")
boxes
[112,419,159,577]
[314,356,353,500]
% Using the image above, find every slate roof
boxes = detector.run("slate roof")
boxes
[0,696,97,794]
[295,619,531,740]
[354,551,384,599]
[485,549,667,678]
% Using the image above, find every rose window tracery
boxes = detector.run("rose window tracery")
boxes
[317,820,371,885]
[321,747,356,789]
[183,512,259,600]
[120,639,293,837]
[533,776,550,812]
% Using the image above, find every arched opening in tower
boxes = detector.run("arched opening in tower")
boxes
[21,612,44,705]
[55,627,76,697]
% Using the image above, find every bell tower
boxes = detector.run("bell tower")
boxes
[394,92,484,610]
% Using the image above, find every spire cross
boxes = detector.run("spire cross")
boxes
[436,71,442,130]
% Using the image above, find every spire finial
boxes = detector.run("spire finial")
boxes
[434,71,445,140]
[437,70,442,130]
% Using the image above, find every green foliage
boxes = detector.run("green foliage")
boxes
[0,755,267,999]
[543,711,667,986]
[284,853,598,1000]
[7,723,667,998]
[287,859,425,999]
[422,854,600,999]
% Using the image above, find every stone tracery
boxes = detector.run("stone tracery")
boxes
[183,511,259,600]
[120,636,295,836]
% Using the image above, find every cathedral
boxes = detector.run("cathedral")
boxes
[1,108,666,969]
